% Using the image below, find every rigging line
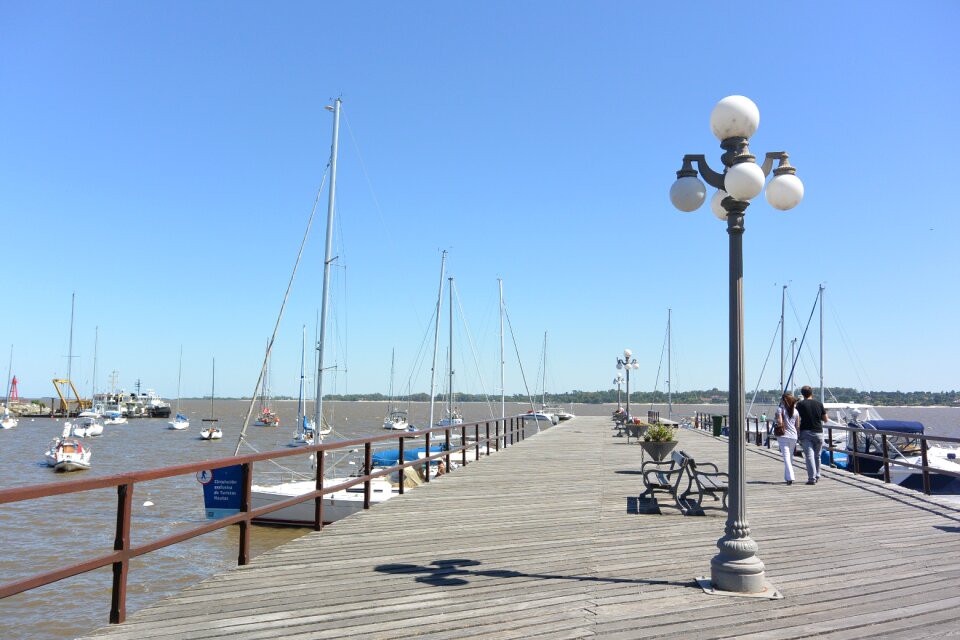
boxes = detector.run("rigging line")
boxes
[502,302,535,408]
[650,324,668,410]
[829,300,872,390]
[782,289,821,397]
[746,317,782,419]
[342,110,392,244]
[405,304,439,397]
[234,166,330,456]
[452,281,496,420]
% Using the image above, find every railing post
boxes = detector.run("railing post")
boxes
[444,428,451,473]
[851,428,861,475]
[485,422,490,456]
[475,423,480,459]
[364,442,372,506]
[424,433,430,483]
[881,434,891,484]
[827,427,835,466]
[922,437,931,495]
[110,482,133,624]
[239,462,251,566]
[315,452,325,528]
[495,419,500,452]
[398,437,405,495]
[461,425,467,466]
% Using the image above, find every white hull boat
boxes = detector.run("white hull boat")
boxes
[200,426,223,440]
[69,417,104,437]
[104,411,127,425]
[0,413,17,429]
[46,424,92,472]
[168,413,190,430]
[250,477,396,526]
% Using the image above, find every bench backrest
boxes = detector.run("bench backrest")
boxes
[671,450,690,469]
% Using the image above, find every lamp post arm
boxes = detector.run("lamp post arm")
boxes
[682,154,725,190]
[760,151,794,177]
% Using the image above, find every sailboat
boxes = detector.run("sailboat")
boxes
[45,422,93,471]
[1,345,18,429]
[71,328,104,436]
[248,99,397,525]
[255,344,280,427]
[383,348,411,431]
[291,326,318,446]
[436,277,463,427]
[168,347,190,430]
[200,359,222,440]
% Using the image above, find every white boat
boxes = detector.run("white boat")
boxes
[291,327,318,447]
[104,410,127,425]
[520,410,554,428]
[168,347,189,430]
[254,344,280,427]
[384,408,412,431]
[69,416,104,437]
[250,477,396,526]
[199,359,221,440]
[1,345,16,428]
[247,100,398,525]
[46,423,92,471]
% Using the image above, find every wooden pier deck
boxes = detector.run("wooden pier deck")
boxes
[83,416,960,639]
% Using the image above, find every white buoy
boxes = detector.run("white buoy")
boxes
[143,500,154,507]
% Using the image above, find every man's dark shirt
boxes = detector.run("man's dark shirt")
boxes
[796,398,826,433]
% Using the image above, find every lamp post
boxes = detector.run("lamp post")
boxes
[615,349,639,419]
[670,95,803,596]
[613,375,625,409]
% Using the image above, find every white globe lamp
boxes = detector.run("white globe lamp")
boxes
[765,173,805,210]
[711,190,729,220]
[724,162,765,201]
[710,95,760,140]
[670,176,706,212]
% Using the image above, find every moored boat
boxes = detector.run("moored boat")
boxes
[45,423,92,471]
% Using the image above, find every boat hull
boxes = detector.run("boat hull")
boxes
[250,479,395,526]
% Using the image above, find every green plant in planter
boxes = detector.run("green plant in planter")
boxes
[643,423,675,442]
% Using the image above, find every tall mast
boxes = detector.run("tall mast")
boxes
[498,278,504,419]
[427,251,447,427]
[175,346,183,415]
[387,348,395,412]
[210,358,216,419]
[314,97,341,432]
[667,309,672,420]
[298,326,306,432]
[541,331,547,408]
[4,345,12,409]
[780,285,786,394]
[67,293,75,406]
[447,276,454,418]
[91,326,98,409]
[790,339,797,396]
[819,284,825,403]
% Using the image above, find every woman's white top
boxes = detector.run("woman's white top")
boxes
[777,406,799,439]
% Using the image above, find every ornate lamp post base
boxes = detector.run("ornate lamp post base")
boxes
[696,576,783,600]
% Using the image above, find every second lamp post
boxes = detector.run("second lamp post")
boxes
[615,349,638,419]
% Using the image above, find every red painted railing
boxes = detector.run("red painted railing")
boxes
[0,416,528,624]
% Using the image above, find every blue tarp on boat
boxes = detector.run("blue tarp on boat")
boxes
[371,445,446,468]
[860,420,924,434]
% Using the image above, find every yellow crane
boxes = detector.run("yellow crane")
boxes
[52,378,90,416]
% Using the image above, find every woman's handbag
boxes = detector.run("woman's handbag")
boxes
[774,413,786,437]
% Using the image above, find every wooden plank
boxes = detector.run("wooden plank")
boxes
[80,416,960,639]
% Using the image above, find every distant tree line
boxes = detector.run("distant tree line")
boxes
[316,388,959,407]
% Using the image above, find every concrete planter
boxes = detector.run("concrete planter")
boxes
[640,440,677,462]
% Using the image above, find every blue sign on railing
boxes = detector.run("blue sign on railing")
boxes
[198,465,243,519]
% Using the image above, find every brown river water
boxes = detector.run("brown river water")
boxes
[1,400,957,639]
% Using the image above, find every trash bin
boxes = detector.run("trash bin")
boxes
[711,415,724,437]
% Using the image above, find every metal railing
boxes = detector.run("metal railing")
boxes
[692,414,960,495]
[0,416,528,624]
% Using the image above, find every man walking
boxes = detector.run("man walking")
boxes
[796,385,828,485]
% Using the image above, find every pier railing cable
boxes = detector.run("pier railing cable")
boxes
[0,416,531,625]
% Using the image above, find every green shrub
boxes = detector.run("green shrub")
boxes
[643,423,675,442]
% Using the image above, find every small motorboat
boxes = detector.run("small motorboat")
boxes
[168,413,190,430]
[69,417,104,437]
[46,423,92,472]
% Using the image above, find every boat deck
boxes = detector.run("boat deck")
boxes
[82,416,960,639]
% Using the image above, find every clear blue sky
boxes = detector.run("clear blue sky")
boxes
[2,1,957,400]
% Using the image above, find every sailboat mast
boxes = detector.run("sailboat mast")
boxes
[91,326,98,410]
[210,358,216,419]
[667,309,672,421]
[448,277,454,418]
[175,346,183,415]
[4,345,12,409]
[427,251,446,428]
[498,278,504,420]
[298,326,306,433]
[780,284,786,394]
[315,97,341,431]
[67,293,75,408]
[388,348,395,412]
[819,284,825,403]
[541,331,547,408]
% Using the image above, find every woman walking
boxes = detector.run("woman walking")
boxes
[776,393,800,485]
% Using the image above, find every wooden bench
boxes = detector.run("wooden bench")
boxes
[679,457,729,516]
[638,450,690,514]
